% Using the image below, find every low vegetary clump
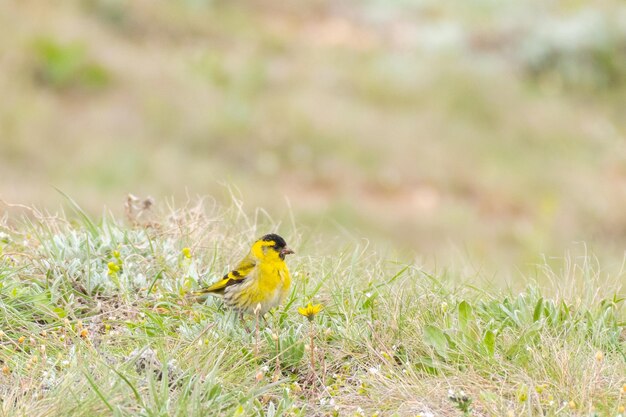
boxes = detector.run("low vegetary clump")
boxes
[0,199,624,416]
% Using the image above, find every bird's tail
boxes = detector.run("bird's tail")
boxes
[191,287,224,297]
[185,285,225,304]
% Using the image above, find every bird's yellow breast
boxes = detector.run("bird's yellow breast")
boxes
[257,258,291,297]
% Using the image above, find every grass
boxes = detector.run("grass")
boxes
[0,199,624,416]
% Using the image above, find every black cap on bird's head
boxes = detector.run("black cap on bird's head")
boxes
[260,233,294,259]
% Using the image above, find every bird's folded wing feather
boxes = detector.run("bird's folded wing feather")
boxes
[195,254,256,295]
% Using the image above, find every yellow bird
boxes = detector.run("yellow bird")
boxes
[195,234,294,316]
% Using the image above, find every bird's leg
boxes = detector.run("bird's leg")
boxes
[239,311,251,334]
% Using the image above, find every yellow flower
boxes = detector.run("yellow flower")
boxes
[298,303,323,321]
[595,351,603,362]
[182,247,192,259]
[107,262,120,274]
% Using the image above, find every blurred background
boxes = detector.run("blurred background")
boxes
[1,0,626,277]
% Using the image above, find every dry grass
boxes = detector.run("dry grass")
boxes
[0,199,624,416]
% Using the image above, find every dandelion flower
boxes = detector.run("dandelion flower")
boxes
[595,351,603,362]
[182,247,192,259]
[298,303,323,321]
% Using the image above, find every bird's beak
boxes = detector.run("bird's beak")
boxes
[280,247,295,256]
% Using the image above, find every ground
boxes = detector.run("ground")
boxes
[0,201,624,416]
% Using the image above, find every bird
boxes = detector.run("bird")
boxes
[194,233,294,317]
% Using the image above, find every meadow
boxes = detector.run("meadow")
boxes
[1,0,626,415]
[2,0,626,275]
[0,199,624,416]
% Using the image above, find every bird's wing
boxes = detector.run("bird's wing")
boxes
[195,254,256,295]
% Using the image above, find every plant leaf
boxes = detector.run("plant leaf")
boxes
[458,300,473,332]
[483,329,496,356]
[423,325,448,359]
[533,297,543,322]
